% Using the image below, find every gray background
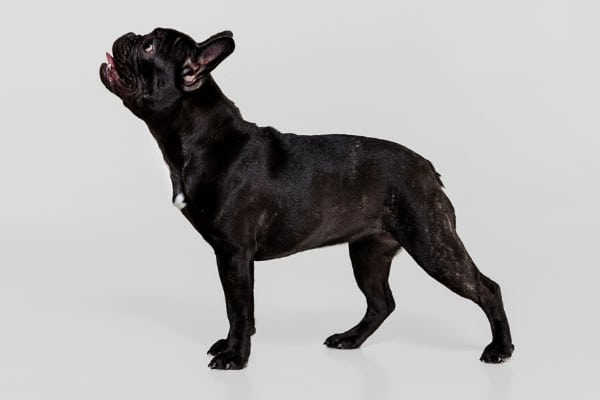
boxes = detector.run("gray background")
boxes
[1,0,599,398]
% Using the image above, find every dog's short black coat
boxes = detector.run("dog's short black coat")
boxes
[100,28,514,370]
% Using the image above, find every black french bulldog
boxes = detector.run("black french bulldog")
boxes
[99,28,514,370]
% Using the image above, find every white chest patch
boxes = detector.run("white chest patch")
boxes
[173,193,187,210]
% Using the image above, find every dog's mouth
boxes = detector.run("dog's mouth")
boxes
[103,53,120,84]
[100,52,135,96]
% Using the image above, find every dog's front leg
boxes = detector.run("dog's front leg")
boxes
[208,250,254,370]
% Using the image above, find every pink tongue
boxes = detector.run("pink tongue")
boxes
[106,52,115,67]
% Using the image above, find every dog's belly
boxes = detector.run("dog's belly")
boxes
[254,218,385,261]
[253,193,390,261]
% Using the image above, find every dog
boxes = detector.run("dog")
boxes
[99,28,514,370]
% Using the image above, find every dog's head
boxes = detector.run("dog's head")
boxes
[99,28,234,119]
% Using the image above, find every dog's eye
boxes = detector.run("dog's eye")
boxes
[144,43,154,53]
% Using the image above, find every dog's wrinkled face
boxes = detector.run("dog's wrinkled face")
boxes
[99,28,234,119]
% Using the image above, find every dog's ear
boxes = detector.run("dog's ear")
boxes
[180,31,235,92]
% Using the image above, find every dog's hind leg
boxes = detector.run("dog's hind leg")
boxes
[404,193,514,363]
[325,233,400,349]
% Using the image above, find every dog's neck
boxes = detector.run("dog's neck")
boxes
[144,75,252,191]
[146,75,245,142]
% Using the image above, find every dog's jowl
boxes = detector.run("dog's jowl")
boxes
[100,28,514,370]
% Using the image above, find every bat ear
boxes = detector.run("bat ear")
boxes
[180,31,234,92]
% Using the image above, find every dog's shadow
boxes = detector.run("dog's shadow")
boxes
[369,310,481,351]
[110,295,479,352]
[260,307,480,351]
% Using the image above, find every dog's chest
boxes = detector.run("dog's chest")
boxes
[173,193,187,210]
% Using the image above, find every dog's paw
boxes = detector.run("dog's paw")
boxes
[207,338,229,356]
[173,193,187,210]
[324,333,363,349]
[480,342,514,363]
[208,350,248,370]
